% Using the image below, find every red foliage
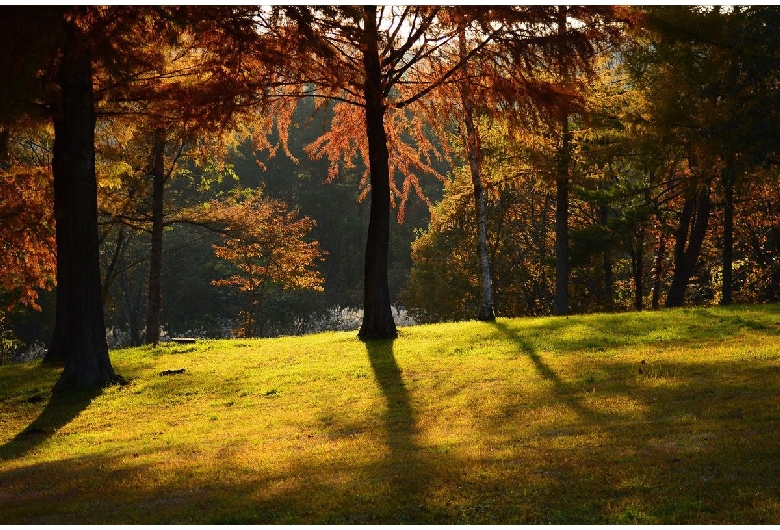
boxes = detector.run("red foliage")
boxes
[0,166,56,310]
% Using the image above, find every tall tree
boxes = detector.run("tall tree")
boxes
[144,128,166,344]
[0,6,202,387]
[93,9,271,345]
[258,6,499,339]
[552,6,573,317]
[401,115,557,321]
[713,7,780,304]
[359,5,396,338]
[457,27,494,321]
[48,9,117,387]
[414,7,622,320]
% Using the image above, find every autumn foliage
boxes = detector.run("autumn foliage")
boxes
[0,166,55,310]
[200,192,324,338]
[4,5,780,374]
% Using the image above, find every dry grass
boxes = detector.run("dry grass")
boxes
[1,304,780,523]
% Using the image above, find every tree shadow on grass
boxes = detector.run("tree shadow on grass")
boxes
[4,349,780,523]
[364,337,430,522]
[490,319,612,424]
[0,387,100,461]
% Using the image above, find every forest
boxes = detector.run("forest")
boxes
[2,6,780,389]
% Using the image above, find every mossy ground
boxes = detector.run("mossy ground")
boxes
[2,304,780,523]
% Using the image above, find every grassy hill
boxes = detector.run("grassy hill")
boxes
[2,304,780,523]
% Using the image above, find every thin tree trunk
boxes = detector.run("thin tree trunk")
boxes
[665,195,695,307]
[490,185,506,313]
[632,227,644,311]
[459,31,494,322]
[0,126,9,168]
[603,251,614,309]
[145,128,165,345]
[117,263,144,347]
[721,178,734,305]
[651,230,665,310]
[554,128,570,316]
[666,183,711,307]
[49,16,117,389]
[600,202,614,309]
[553,6,570,317]
[358,5,397,340]
[127,299,141,346]
[244,287,255,338]
[102,225,126,306]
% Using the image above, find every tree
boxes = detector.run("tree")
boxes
[190,191,323,338]
[429,7,622,318]
[710,7,780,304]
[538,6,626,316]
[625,6,780,307]
[85,7,275,345]
[254,6,504,339]
[0,168,55,310]
[0,124,56,311]
[48,9,118,387]
[456,27,494,321]
[0,6,203,387]
[402,115,557,321]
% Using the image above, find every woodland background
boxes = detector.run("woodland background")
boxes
[2,6,780,370]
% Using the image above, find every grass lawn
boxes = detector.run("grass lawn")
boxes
[2,304,780,523]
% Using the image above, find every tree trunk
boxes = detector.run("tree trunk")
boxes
[553,6,570,317]
[554,128,570,316]
[459,32,494,322]
[651,230,665,310]
[721,178,734,305]
[665,183,711,308]
[603,251,614,309]
[145,128,166,345]
[0,126,9,168]
[101,225,126,306]
[48,16,117,389]
[631,227,644,311]
[117,263,144,347]
[358,5,397,340]
[600,202,614,310]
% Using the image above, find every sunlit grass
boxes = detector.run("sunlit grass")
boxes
[2,304,780,523]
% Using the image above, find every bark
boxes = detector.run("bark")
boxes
[631,227,645,311]
[0,126,9,168]
[651,231,665,310]
[358,5,397,340]
[48,16,117,389]
[101,225,126,306]
[459,32,494,322]
[144,128,166,345]
[553,127,570,316]
[600,203,614,309]
[553,6,570,317]
[721,178,734,305]
[665,183,711,308]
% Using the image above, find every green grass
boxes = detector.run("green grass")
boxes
[2,304,780,523]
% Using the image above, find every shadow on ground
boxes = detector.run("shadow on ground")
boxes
[363,338,432,522]
[0,387,100,461]
[3,313,780,523]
